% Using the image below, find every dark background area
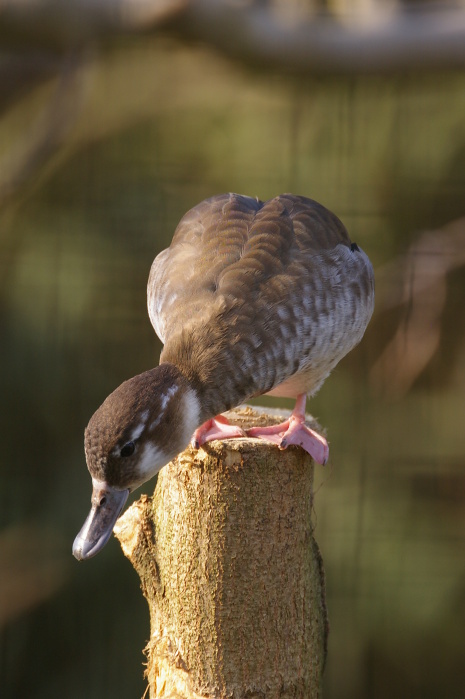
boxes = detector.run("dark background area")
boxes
[1,4,465,697]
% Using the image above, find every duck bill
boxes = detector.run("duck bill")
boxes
[72,480,129,561]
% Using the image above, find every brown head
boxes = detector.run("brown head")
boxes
[73,364,200,560]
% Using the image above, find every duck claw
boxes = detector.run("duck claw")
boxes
[247,417,329,465]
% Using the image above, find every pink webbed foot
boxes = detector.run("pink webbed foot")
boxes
[247,418,328,465]
[246,394,329,465]
[191,415,245,448]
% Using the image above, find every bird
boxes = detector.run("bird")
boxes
[73,193,374,560]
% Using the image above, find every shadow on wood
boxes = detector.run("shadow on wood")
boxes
[114,407,328,699]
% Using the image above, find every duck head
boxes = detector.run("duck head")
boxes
[73,363,200,560]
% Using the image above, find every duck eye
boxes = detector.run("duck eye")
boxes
[120,441,135,458]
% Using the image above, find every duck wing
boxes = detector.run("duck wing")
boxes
[148,193,261,343]
[148,193,374,403]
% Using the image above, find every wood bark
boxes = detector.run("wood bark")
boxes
[114,407,328,699]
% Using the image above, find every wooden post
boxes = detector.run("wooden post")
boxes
[114,407,328,699]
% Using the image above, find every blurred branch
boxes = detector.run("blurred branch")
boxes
[0,1,465,74]
[0,51,86,206]
[0,0,188,49]
[371,217,465,397]
[174,1,465,74]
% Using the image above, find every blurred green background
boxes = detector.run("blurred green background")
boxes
[1,26,465,699]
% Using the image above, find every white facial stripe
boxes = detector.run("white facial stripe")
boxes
[137,442,168,478]
[159,383,179,413]
[181,389,201,444]
[149,414,162,431]
[129,421,146,442]
[128,409,149,442]
[146,384,181,433]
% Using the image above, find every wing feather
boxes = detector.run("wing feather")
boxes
[147,193,374,399]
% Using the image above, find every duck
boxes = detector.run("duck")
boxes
[73,193,374,561]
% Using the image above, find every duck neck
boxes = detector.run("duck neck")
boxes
[160,329,249,422]
[146,363,204,458]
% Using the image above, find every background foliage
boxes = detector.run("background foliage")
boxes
[1,16,465,699]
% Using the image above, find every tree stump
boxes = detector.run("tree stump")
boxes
[114,407,328,699]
